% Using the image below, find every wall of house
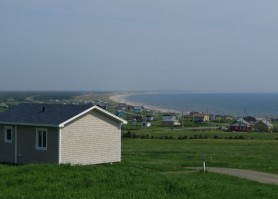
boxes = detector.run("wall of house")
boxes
[17,126,59,164]
[0,125,59,164]
[0,124,15,163]
[229,124,252,132]
[61,109,121,165]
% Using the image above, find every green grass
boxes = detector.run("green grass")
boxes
[0,164,178,199]
[1,134,278,198]
[0,163,278,199]
[123,125,278,140]
[122,139,278,174]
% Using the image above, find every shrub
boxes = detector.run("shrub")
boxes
[213,135,219,139]
[238,135,245,139]
[122,131,138,138]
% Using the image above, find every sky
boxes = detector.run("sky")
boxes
[1,0,278,92]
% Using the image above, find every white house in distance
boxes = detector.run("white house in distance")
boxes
[254,119,273,132]
[0,103,127,165]
[161,113,180,127]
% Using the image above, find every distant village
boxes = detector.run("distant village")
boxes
[114,103,276,133]
[0,94,277,133]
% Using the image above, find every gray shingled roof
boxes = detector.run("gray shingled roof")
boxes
[0,103,93,126]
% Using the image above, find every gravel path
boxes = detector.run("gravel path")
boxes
[187,167,278,185]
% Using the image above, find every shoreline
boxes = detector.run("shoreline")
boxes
[109,92,278,118]
[109,93,181,113]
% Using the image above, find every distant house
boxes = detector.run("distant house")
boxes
[254,120,273,132]
[131,115,145,122]
[0,103,127,165]
[243,116,257,125]
[161,113,180,127]
[129,106,144,113]
[146,115,154,121]
[0,102,8,108]
[141,121,151,128]
[115,110,125,117]
[229,118,252,132]
[96,102,108,110]
[191,113,210,122]
[116,103,128,111]
[130,115,145,126]
[271,118,278,123]
[223,115,234,121]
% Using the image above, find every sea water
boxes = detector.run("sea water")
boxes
[125,93,278,117]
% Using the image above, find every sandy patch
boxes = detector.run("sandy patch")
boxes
[109,93,181,113]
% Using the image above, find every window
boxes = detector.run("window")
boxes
[4,126,13,143]
[36,128,47,150]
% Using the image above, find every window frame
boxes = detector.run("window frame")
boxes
[4,126,13,143]
[36,128,48,150]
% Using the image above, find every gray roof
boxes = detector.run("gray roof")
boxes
[257,120,273,127]
[230,118,250,126]
[0,103,93,126]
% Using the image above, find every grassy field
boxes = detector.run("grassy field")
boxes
[122,139,278,173]
[1,133,278,198]
[123,125,278,140]
[1,163,278,199]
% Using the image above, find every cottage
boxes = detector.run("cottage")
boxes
[146,115,154,121]
[116,103,128,111]
[130,106,144,113]
[223,115,234,121]
[191,113,210,122]
[254,120,273,132]
[161,113,180,127]
[141,121,151,128]
[243,116,257,124]
[96,102,109,110]
[115,110,125,117]
[131,115,145,122]
[0,103,127,165]
[229,118,252,132]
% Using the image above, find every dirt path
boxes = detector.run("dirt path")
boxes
[187,167,278,185]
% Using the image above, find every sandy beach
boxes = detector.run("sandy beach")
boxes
[109,93,181,113]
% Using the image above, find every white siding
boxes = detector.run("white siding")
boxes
[60,110,121,165]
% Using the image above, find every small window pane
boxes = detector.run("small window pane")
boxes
[4,127,12,143]
[43,131,46,148]
[39,131,42,147]
[6,129,12,140]
[36,129,47,150]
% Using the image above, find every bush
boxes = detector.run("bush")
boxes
[178,136,188,140]
[239,135,244,139]
[122,131,138,138]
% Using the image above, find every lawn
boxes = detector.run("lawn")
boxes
[123,125,278,140]
[122,139,278,174]
[0,163,278,199]
[1,135,278,198]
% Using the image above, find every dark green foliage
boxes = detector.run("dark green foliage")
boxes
[178,135,188,140]
[122,131,138,138]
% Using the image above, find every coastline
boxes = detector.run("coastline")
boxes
[109,92,278,117]
[109,93,181,113]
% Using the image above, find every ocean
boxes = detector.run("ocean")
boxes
[125,93,278,117]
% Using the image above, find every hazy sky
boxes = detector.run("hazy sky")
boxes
[1,0,278,92]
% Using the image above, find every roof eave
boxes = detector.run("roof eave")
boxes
[0,122,59,128]
[59,105,127,127]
